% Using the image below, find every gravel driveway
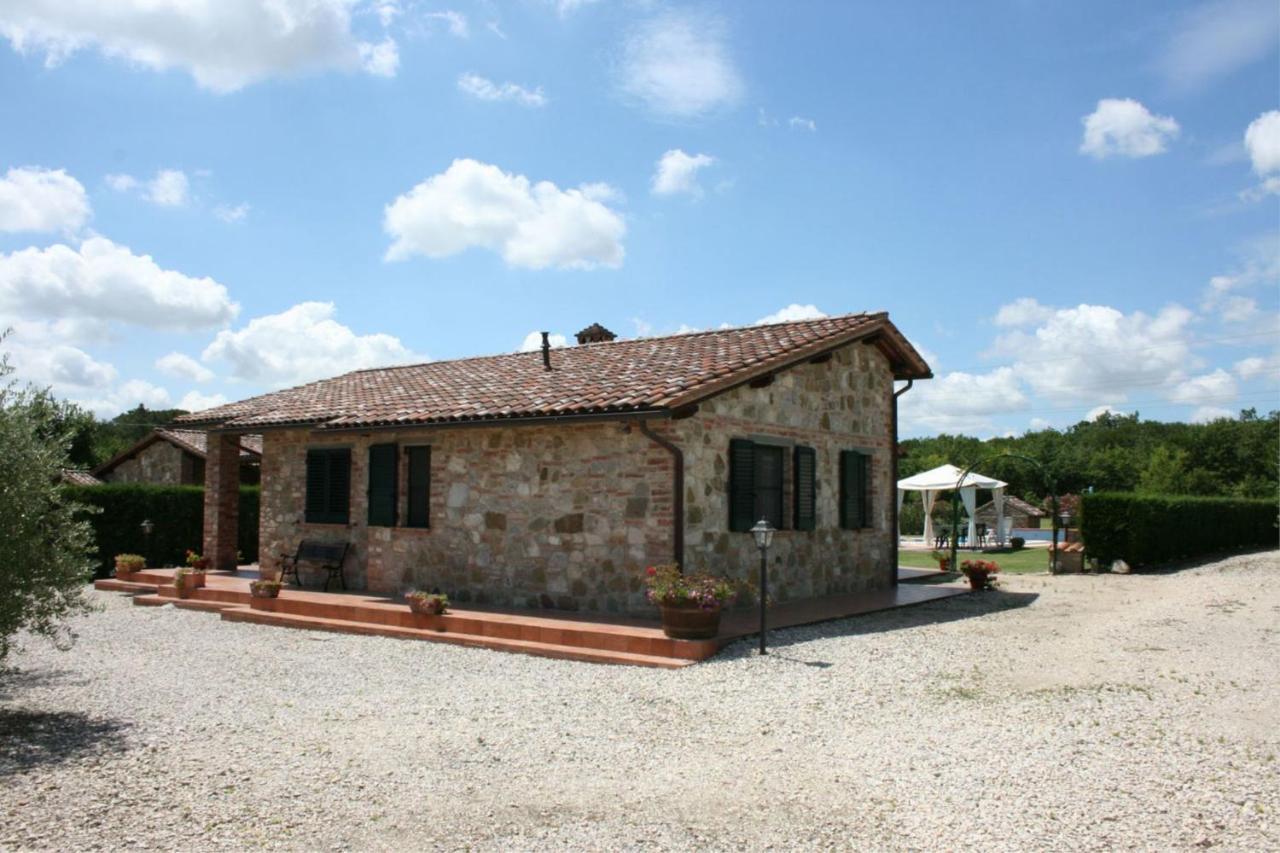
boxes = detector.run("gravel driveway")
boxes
[2,549,1278,851]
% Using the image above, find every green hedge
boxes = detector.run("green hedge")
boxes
[1081,492,1277,567]
[63,484,260,576]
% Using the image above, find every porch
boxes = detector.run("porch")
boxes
[94,567,969,668]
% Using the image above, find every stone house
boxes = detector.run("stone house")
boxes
[94,428,262,486]
[177,313,931,614]
[974,495,1045,529]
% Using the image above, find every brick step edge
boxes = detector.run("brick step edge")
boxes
[172,599,238,613]
[220,606,694,669]
[132,594,171,607]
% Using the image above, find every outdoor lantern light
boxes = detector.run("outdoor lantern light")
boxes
[140,519,154,536]
[750,518,775,655]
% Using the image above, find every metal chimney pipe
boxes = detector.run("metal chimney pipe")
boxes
[541,331,552,370]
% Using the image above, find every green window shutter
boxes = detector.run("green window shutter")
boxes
[728,439,756,532]
[406,446,431,528]
[367,443,398,527]
[305,448,351,524]
[305,450,327,523]
[794,446,816,531]
[840,450,869,530]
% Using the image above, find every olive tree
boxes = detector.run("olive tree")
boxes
[0,350,96,661]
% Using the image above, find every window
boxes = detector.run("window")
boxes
[305,447,351,524]
[728,439,789,531]
[367,443,398,527]
[793,446,816,531]
[405,446,431,528]
[839,449,870,529]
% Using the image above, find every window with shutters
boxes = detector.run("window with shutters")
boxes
[305,447,351,524]
[405,446,431,529]
[793,446,816,531]
[367,443,398,527]
[728,439,789,532]
[839,449,870,530]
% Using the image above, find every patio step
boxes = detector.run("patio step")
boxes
[172,598,238,614]
[132,594,171,607]
[219,606,695,669]
[237,595,718,661]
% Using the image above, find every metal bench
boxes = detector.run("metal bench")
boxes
[279,540,350,591]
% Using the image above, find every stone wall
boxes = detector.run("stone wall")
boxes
[103,441,187,485]
[256,339,895,614]
[260,421,675,612]
[674,341,895,601]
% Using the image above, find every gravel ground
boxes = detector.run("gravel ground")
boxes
[2,549,1278,851]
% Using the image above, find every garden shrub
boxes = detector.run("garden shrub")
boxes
[63,483,260,576]
[1009,536,1026,550]
[1081,492,1276,567]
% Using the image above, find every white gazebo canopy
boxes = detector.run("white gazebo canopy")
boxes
[897,463,1009,547]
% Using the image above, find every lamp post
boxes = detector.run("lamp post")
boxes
[140,518,155,569]
[750,518,775,655]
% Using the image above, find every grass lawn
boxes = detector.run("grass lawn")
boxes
[899,546,1051,574]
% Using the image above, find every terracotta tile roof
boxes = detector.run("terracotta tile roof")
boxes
[175,312,931,431]
[158,429,263,458]
[975,495,1046,520]
[60,468,103,486]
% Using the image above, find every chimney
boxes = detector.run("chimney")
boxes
[540,331,552,370]
[575,323,618,345]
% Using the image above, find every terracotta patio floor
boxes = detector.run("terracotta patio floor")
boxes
[93,567,969,668]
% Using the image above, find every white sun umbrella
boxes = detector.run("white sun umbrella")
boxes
[897,463,1009,547]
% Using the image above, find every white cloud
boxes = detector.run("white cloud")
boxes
[518,330,567,352]
[788,116,816,132]
[358,37,399,77]
[1,324,118,389]
[1168,369,1238,405]
[156,351,214,383]
[457,73,546,107]
[992,303,1196,402]
[900,367,1029,434]
[70,378,172,418]
[383,159,626,270]
[755,304,827,325]
[1079,99,1179,158]
[1086,404,1127,421]
[202,301,422,387]
[1190,405,1235,423]
[104,173,137,192]
[1234,354,1280,381]
[1156,0,1279,91]
[651,149,715,197]
[0,236,238,330]
[1029,417,1053,431]
[145,169,189,206]
[375,2,400,28]
[213,203,250,223]
[0,166,90,233]
[1218,295,1258,323]
[994,297,1054,327]
[0,0,387,92]
[177,390,228,412]
[1245,110,1280,175]
[424,10,468,37]
[617,11,743,119]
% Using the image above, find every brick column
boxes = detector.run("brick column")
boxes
[203,432,242,571]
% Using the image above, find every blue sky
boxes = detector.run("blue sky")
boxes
[0,0,1276,437]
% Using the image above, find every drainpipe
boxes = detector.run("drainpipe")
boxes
[637,419,684,570]
[891,379,914,587]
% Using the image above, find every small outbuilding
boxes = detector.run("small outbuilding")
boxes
[94,428,263,486]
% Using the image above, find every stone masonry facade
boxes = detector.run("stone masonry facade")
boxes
[102,441,195,485]
[251,339,894,614]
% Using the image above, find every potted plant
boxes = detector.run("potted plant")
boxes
[184,550,210,587]
[644,564,739,640]
[960,559,1000,591]
[930,551,951,572]
[114,553,146,577]
[250,579,282,599]
[405,590,449,615]
[171,567,197,599]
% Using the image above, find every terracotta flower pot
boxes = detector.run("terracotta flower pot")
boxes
[964,569,989,591]
[659,602,722,640]
[250,583,280,599]
[938,559,950,572]
[173,577,196,599]
[406,596,446,616]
